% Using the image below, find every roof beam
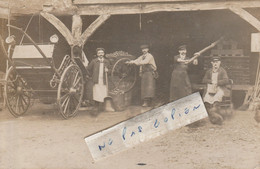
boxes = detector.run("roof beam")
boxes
[76,0,260,15]
[229,7,260,32]
[40,12,75,45]
[79,14,110,45]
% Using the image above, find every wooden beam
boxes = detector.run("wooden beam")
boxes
[40,12,74,45]
[72,14,82,40]
[229,7,260,32]
[77,0,260,15]
[79,14,110,45]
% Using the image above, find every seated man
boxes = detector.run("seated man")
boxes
[202,56,229,125]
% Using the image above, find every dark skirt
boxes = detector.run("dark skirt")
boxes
[141,71,155,100]
[169,70,191,102]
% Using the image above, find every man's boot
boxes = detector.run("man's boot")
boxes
[142,99,149,107]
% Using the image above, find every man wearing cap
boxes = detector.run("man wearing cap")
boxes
[87,48,110,111]
[169,45,198,101]
[202,56,229,124]
[126,45,157,107]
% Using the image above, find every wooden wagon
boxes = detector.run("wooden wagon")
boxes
[1,25,86,119]
[0,25,138,119]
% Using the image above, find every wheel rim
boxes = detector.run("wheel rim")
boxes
[4,67,31,117]
[57,64,84,119]
[111,58,137,93]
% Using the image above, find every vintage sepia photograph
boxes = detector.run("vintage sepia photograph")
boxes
[0,0,260,168]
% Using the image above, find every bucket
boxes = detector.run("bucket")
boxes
[124,91,132,107]
[109,89,125,111]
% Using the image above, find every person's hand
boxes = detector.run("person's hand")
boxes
[193,59,198,65]
[184,60,190,64]
[194,52,200,57]
[105,67,109,73]
[125,61,132,65]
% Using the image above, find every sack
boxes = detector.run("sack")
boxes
[153,70,159,79]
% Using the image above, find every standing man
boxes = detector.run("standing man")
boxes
[126,44,157,107]
[202,56,229,125]
[170,45,198,102]
[87,48,110,111]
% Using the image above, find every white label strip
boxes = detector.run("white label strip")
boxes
[85,92,208,161]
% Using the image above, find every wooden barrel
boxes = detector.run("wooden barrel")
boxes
[124,91,132,107]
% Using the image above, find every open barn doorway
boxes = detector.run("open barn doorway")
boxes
[83,10,258,107]
[3,9,259,108]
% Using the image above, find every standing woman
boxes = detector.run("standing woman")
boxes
[169,45,199,101]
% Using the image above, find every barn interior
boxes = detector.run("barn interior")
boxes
[1,8,259,108]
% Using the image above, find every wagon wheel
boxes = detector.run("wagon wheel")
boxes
[4,66,32,117]
[111,58,137,93]
[57,64,84,119]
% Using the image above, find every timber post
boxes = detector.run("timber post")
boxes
[229,7,260,107]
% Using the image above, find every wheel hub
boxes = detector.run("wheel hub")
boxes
[16,86,23,95]
[69,88,77,94]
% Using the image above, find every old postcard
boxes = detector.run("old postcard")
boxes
[0,0,260,169]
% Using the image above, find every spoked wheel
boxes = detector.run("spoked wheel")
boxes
[57,64,84,119]
[111,58,137,93]
[4,66,32,117]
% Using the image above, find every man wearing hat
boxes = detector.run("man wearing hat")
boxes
[126,44,157,107]
[169,45,198,101]
[202,56,229,124]
[86,48,110,111]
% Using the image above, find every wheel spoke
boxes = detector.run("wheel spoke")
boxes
[67,69,74,87]
[7,83,16,89]
[72,71,79,85]
[63,97,70,115]
[72,95,79,104]
[15,95,20,114]
[60,93,69,101]
[73,77,81,88]
[69,96,77,111]
[19,95,25,111]
[21,95,28,106]
[7,89,16,96]
[61,95,69,108]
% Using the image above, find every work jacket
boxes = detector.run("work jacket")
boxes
[202,67,229,86]
[86,57,111,85]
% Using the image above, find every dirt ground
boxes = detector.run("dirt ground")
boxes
[0,101,260,169]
